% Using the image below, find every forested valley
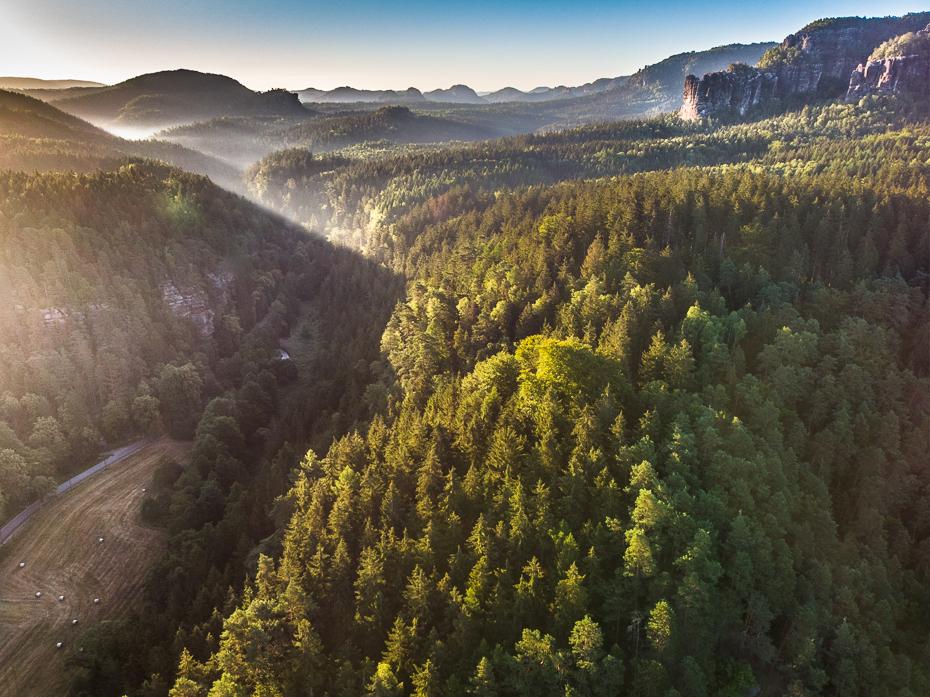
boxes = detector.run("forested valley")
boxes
[0,16,928,697]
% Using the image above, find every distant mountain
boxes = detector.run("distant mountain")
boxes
[423,85,487,103]
[0,77,106,90]
[0,88,242,190]
[483,76,630,103]
[285,42,771,123]
[50,69,308,133]
[481,87,526,102]
[297,86,426,103]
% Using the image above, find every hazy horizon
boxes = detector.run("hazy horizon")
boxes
[2,0,929,92]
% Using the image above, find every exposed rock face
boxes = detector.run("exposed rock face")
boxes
[846,25,930,100]
[846,54,930,99]
[680,66,777,119]
[162,282,214,335]
[680,13,930,119]
[768,27,875,95]
[161,273,232,336]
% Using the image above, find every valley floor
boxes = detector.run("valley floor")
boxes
[0,437,191,696]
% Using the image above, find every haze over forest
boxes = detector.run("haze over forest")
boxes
[0,3,928,697]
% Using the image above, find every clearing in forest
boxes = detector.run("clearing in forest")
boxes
[0,436,191,696]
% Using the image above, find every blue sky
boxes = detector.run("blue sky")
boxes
[2,0,928,91]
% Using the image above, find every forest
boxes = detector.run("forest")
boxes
[39,92,924,697]
[0,14,927,697]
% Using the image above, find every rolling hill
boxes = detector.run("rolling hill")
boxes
[483,76,631,103]
[159,105,513,167]
[50,69,309,134]
[296,86,427,103]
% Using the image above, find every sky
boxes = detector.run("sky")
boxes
[2,0,928,92]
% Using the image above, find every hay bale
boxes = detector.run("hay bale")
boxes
[35,592,41,597]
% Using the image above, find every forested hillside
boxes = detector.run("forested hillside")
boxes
[0,153,405,697]
[241,94,930,246]
[2,17,928,697]
[161,106,505,169]
[80,91,924,697]
[0,89,242,190]
[0,162,294,522]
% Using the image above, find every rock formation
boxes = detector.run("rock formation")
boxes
[846,25,930,100]
[679,65,777,119]
[680,13,930,119]
[764,26,875,96]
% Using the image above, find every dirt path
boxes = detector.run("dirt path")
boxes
[0,436,191,696]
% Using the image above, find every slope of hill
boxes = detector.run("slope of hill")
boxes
[0,89,242,189]
[183,95,930,697]
[51,69,308,133]
[0,112,407,695]
[0,159,308,520]
[0,437,190,696]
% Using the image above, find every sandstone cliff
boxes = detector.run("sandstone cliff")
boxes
[679,65,777,119]
[846,24,930,100]
[680,13,930,119]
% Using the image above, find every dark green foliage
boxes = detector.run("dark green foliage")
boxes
[195,97,929,696]
[6,49,928,697]
[0,161,292,521]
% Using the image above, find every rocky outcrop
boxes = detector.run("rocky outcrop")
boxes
[846,25,930,100]
[161,273,232,336]
[767,27,875,95]
[846,54,930,99]
[680,65,777,119]
[680,13,930,119]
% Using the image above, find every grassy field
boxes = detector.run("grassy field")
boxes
[0,436,191,696]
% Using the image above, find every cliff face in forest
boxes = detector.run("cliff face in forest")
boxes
[846,24,930,100]
[679,64,777,119]
[680,13,930,119]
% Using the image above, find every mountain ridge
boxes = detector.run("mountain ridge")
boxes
[0,77,106,90]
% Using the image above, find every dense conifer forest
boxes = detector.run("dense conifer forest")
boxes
[0,21,927,697]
